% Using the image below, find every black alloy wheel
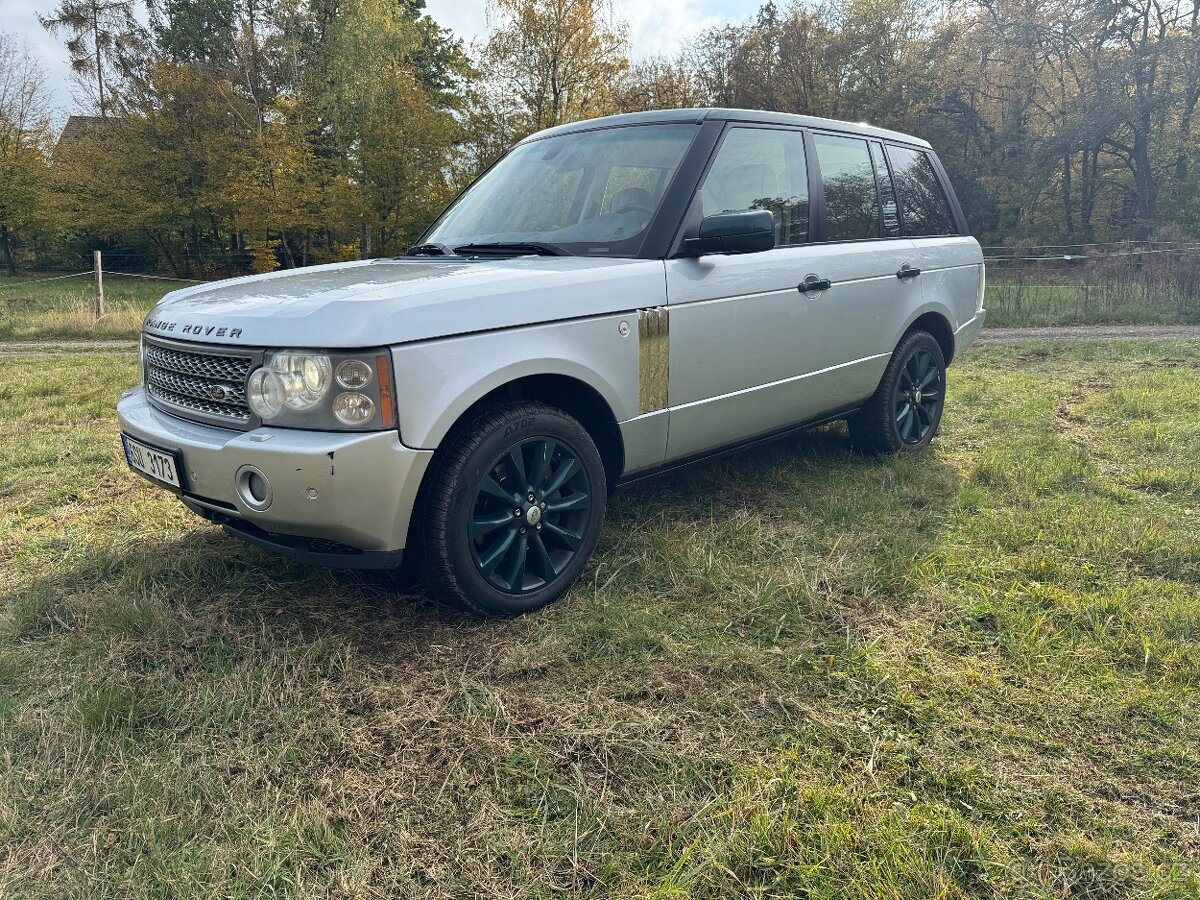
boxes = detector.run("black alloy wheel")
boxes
[849,329,947,454]
[414,401,607,616]
[469,436,593,594]
[893,346,944,446]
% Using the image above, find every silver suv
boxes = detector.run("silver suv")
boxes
[117,108,986,616]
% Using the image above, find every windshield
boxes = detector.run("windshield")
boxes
[421,124,699,257]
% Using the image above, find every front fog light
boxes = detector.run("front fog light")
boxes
[247,369,285,419]
[332,392,375,425]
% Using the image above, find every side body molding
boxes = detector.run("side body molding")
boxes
[638,306,669,413]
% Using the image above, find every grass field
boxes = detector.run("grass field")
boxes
[1,342,1199,898]
[4,270,1200,340]
[0,274,186,341]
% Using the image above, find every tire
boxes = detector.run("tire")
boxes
[849,330,946,454]
[413,401,607,617]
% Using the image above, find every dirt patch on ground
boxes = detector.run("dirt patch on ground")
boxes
[978,325,1200,342]
[0,339,138,355]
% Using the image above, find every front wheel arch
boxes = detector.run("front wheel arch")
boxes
[440,374,625,485]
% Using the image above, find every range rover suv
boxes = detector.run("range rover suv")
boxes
[117,108,986,616]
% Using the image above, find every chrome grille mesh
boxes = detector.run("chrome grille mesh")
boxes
[142,337,255,428]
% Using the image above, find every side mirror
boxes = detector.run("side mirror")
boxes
[683,209,776,256]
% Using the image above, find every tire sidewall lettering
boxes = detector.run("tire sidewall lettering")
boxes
[502,416,537,438]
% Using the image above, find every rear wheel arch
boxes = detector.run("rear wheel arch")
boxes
[907,311,955,364]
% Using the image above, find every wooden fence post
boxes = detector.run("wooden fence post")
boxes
[94,250,105,319]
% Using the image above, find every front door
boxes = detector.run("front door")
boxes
[664,126,916,461]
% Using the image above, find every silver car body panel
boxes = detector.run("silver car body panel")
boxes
[389,310,649,450]
[117,387,432,551]
[143,257,668,348]
[664,239,925,459]
[907,236,984,351]
[117,110,986,559]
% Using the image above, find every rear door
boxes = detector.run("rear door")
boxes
[802,131,923,379]
[885,144,982,337]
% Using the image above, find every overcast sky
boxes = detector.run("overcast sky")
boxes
[8,0,751,122]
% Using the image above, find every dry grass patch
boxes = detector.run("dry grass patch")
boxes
[1,341,1198,898]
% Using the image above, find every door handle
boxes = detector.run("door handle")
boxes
[799,274,832,294]
[896,264,921,280]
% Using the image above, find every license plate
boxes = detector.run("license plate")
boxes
[122,435,182,488]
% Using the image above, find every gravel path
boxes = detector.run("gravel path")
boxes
[0,339,138,355]
[1,325,1198,356]
[977,325,1200,342]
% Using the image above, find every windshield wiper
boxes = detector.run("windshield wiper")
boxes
[404,242,458,257]
[452,241,571,258]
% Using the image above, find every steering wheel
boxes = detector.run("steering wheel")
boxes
[615,203,654,219]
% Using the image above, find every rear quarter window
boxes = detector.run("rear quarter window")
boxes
[886,145,958,236]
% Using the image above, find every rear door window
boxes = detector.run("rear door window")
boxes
[813,134,879,241]
[886,145,957,236]
[700,127,810,246]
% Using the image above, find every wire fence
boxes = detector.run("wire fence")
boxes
[3,244,1200,326]
[984,242,1200,323]
[0,269,210,297]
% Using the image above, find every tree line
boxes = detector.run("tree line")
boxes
[0,0,1197,277]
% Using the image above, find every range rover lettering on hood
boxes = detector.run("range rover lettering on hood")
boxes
[145,318,243,339]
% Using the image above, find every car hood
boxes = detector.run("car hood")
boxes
[142,256,667,348]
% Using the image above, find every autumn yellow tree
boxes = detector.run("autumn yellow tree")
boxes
[482,0,629,137]
[0,35,53,275]
[313,0,468,257]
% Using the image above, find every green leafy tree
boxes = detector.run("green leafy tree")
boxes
[38,0,147,117]
[0,35,52,275]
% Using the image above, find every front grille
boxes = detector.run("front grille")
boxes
[142,336,257,429]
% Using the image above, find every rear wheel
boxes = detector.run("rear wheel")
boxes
[414,401,606,616]
[849,330,946,454]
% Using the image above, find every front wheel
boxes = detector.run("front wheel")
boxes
[413,401,607,617]
[849,330,946,454]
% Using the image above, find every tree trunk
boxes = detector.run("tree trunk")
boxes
[1132,127,1156,234]
[279,234,296,269]
[1062,152,1074,236]
[152,233,183,278]
[1,224,15,276]
[1079,148,1096,243]
[93,3,107,118]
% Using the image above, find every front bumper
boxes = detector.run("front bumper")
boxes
[116,387,433,566]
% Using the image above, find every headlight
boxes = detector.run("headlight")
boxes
[246,368,285,418]
[332,392,376,425]
[336,359,372,389]
[274,351,332,410]
[246,348,395,432]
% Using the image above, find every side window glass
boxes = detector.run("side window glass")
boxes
[870,142,901,237]
[813,134,879,241]
[887,145,957,236]
[700,127,809,246]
